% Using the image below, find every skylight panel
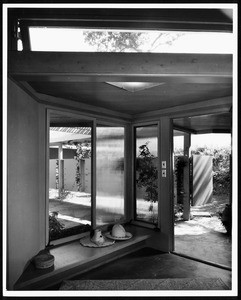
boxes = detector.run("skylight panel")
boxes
[106,82,165,92]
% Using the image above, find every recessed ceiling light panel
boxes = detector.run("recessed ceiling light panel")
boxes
[106,82,165,92]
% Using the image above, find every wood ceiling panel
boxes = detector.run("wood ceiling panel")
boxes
[29,81,232,115]
[173,112,232,133]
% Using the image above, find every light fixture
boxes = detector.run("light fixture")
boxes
[106,82,165,92]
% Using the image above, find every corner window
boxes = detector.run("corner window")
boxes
[47,112,127,243]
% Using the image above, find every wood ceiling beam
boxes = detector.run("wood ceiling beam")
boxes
[9,52,232,83]
[10,8,233,32]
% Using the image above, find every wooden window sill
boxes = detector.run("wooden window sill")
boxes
[14,225,153,290]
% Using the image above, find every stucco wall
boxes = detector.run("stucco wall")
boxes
[7,79,46,290]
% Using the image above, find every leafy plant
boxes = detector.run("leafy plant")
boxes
[48,213,91,242]
[191,146,231,195]
[83,31,184,52]
[49,213,65,240]
[84,31,145,52]
[74,141,91,191]
[174,203,184,220]
[136,142,158,204]
[219,204,232,236]
[64,140,91,191]
[174,156,189,205]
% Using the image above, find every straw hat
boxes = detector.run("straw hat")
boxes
[105,224,132,240]
[112,224,126,238]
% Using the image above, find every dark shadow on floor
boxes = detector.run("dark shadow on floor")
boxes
[46,247,231,290]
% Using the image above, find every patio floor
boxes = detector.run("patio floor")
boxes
[174,195,232,268]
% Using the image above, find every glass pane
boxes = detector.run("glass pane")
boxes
[173,130,184,156]
[135,125,158,224]
[96,126,125,226]
[29,27,233,54]
[49,120,92,242]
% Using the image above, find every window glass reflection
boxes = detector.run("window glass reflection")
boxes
[96,126,125,226]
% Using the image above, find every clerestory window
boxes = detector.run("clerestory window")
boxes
[17,25,233,54]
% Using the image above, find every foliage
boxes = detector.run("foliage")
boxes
[174,203,184,220]
[191,146,231,195]
[49,213,65,239]
[213,170,230,195]
[74,141,92,160]
[84,31,145,52]
[174,156,189,204]
[83,31,184,52]
[174,147,184,156]
[49,213,91,241]
[136,142,158,203]
[65,140,91,191]
[74,141,91,191]
[218,204,232,236]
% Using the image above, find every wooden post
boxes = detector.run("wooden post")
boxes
[58,144,64,198]
[183,133,191,221]
[159,117,174,252]
[91,121,96,230]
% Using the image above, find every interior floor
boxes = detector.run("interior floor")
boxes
[46,247,231,290]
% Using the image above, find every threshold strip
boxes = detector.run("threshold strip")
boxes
[171,251,231,271]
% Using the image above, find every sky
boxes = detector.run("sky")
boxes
[191,133,231,148]
[174,133,231,150]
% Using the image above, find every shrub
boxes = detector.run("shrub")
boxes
[174,156,189,205]
[213,170,231,195]
[191,146,231,196]
[219,204,232,236]
[136,143,158,204]
[49,213,65,234]
[49,213,91,241]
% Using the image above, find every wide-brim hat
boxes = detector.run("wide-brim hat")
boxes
[105,224,132,240]
[105,231,132,240]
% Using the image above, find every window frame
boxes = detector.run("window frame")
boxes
[46,108,96,246]
[46,109,129,246]
[17,15,233,52]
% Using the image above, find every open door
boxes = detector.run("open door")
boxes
[173,126,231,269]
